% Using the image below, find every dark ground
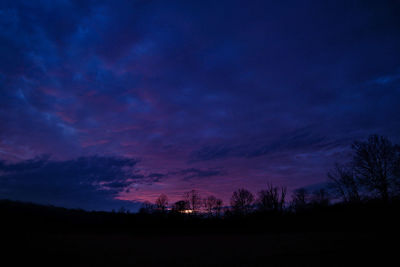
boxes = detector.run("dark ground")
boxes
[1,200,399,266]
[6,231,396,266]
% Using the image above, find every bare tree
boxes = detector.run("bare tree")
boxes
[184,189,202,213]
[203,196,223,216]
[311,188,330,206]
[139,201,155,214]
[172,200,189,213]
[230,188,254,214]
[215,198,223,217]
[290,188,309,212]
[352,135,400,201]
[155,194,169,212]
[203,195,217,215]
[328,163,361,202]
[118,206,129,214]
[395,146,400,192]
[257,183,286,212]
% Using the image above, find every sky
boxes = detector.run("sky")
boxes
[1,0,400,211]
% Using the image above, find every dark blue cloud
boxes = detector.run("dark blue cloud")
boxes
[0,155,141,211]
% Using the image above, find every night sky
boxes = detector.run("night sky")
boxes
[1,1,400,211]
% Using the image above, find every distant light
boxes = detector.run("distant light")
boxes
[181,209,193,214]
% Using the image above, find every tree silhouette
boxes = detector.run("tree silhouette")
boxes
[328,163,361,202]
[118,206,129,214]
[155,194,169,212]
[215,198,223,217]
[203,195,217,215]
[257,183,286,212]
[311,188,330,206]
[202,195,223,216]
[184,189,202,213]
[230,188,254,214]
[172,200,189,213]
[352,135,400,201]
[290,188,309,212]
[139,201,155,214]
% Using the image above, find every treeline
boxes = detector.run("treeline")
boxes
[138,134,400,216]
[1,134,400,235]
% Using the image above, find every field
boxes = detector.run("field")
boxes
[2,200,398,266]
[5,231,395,266]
